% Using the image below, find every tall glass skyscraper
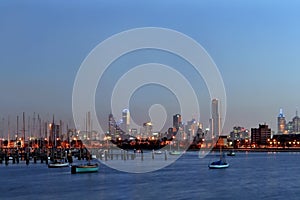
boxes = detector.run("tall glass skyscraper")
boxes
[108,113,116,136]
[173,114,182,131]
[211,98,221,138]
[292,110,300,134]
[122,109,130,133]
[277,108,286,134]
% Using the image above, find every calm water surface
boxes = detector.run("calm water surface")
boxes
[1,151,300,200]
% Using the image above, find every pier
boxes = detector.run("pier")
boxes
[0,147,92,166]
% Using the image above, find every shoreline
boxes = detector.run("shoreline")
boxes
[188,147,300,152]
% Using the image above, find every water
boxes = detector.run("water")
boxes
[1,151,300,200]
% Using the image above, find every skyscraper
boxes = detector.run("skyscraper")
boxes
[292,110,300,134]
[277,108,286,134]
[122,109,130,133]
[108,113,116,136]
[173,114,182,131]
[143,122,153,138]
[211,98,221,138]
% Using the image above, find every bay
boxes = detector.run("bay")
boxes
[1,151,300,200]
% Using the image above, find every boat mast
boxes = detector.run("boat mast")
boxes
[8,116,10,145]
[22,112,25,148]
[16,115,19,141]
[38,114,41,147]
[33,112,36,139]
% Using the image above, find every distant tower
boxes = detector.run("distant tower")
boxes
[211,99,221,138]
[122,109,130,133]
[292,110,300,134]
[108,113,116,135]
[277,108,286,134]
[173,114,182,131]
[143,122,153,138]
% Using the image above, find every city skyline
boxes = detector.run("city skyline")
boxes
[1,1,300,135]
[4,106,300,140]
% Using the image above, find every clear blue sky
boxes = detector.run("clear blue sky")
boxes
[1,0,300,135]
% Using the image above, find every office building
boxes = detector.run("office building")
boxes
[173,114,182,131]
[121,109,130,133]
[277,108,286,134]
[251,124,271,146]
[210,98,221,138]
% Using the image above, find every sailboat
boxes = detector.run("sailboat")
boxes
[71,153,99,174]
[48,115,69,168]
[208,146,229,169]
[71,112,99,174]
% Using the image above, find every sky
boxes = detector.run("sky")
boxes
[1,0,300,137]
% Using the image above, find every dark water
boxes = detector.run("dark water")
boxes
[1,151,300,200]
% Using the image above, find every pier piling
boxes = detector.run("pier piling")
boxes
[105,151,108,161]
[45,156,48,165]
[5,155,9,165]
[165,150,167,160]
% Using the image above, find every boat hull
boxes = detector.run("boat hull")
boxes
[227,153,235,156]
[154,151,162,154]
[227,151,236,156]
[71,164,99,174]
[169,151,181,155]
[208,163,229,169]
[48,163,69,168]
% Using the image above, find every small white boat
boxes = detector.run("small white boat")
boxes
[227,150,236,156]
[154,150,162,154]
[169,150,181,155]
[209,147,229,169]
[48,158,69,168]
[208,160,229,169]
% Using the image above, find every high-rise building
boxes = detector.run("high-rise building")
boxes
[131,128,138,136]
[143,122,153,138]
[108,113,116,136]
[251,124,271,146]
[292,110,300,134]
[185,119,198,138]
[286,121,293,134]
[230,126,250,140]
[121,109,130,133]
[173,114,182,131]
[211,99,221,138]
[277,108,286,134]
